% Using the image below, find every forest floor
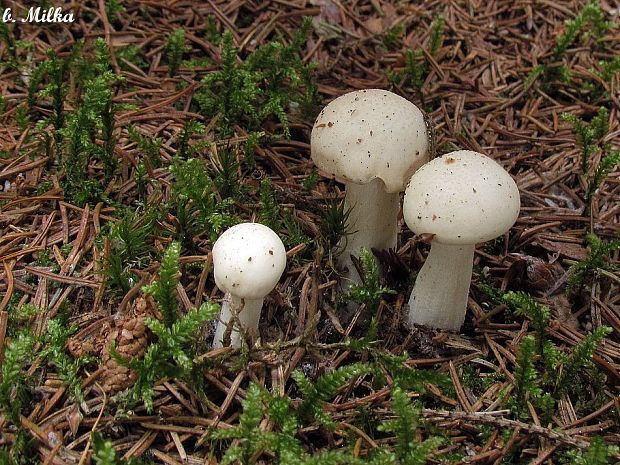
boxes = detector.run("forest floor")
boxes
[0,0,619,464]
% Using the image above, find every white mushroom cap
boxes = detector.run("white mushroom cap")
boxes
[213,223,287,299]
[403,150,520,245]
[311,89,429,193]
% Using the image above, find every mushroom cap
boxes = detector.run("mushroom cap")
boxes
[213,223,287,299]
[403,150,520,245]
[310,89,429,193]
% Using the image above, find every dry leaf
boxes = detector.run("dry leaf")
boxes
[536,239,588,261]
[312,0,341,25]
[366,17,384,35]
[66,403,82,437]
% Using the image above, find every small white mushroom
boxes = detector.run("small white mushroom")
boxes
[311,89,430,282]
[402,150,520,331]
[212,223,287,348]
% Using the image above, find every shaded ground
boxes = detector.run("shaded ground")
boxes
[0,0,619,464]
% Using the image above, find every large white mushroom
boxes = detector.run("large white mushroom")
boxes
[311,89,430,282]
[212,223,287,348]
[402,150,520,331]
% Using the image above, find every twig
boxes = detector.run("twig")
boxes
[421,409,591,449]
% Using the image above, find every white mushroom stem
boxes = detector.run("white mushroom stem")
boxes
[213,293,264,349]
[408,242,475,331]
[339,178,400,281]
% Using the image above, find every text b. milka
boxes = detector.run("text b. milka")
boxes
[2,7,75,23]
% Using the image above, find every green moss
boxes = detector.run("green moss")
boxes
[166,28,187,77]
[194,18,317,137]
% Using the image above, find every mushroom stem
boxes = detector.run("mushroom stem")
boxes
[408,242,475,331]
[340,178,400,281]
[213,293,264,349]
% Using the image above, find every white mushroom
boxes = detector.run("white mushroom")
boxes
[212,223,287,348]
[402,150,520,331]
[311,89,430,282]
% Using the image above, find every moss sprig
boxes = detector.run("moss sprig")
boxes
[169,157,236,246]
[292,363,371,427]
[194,17,317,137]
[0,333,35,422]
[166,28,186,77]
[111,300,220,412]
[567,233,620,292]
[376,385,443,465]
[142,242,181,328]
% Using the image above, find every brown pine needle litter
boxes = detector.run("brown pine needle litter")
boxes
[0,0,619,464]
